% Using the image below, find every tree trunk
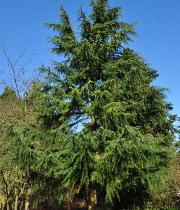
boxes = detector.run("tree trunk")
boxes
[6,203,10,210]
[96,187,106,210]
[25,199,29,210]
[0,197,5,210]
[24,195,29,210]
[14,193,19,210]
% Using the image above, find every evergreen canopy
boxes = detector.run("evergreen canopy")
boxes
[0,0,177,209]
[32,0,175,208]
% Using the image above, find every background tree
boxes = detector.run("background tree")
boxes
[0,87,25,125]
[0,43,36,98]
[0,88,33,210]
[149,153,180,209]
[0,45,39,209]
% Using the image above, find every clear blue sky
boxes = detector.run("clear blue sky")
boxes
[0,0,179,119]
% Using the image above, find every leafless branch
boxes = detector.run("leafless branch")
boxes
[0,43,36,98]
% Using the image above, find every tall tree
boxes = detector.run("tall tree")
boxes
[31,0,176,209]
[3,0,176,209]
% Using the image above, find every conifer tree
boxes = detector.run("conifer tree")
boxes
[4,0,176,209]
[30,0,176,208]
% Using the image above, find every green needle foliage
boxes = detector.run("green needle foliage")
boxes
[0,0,177,209]
[30,0,176,208]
